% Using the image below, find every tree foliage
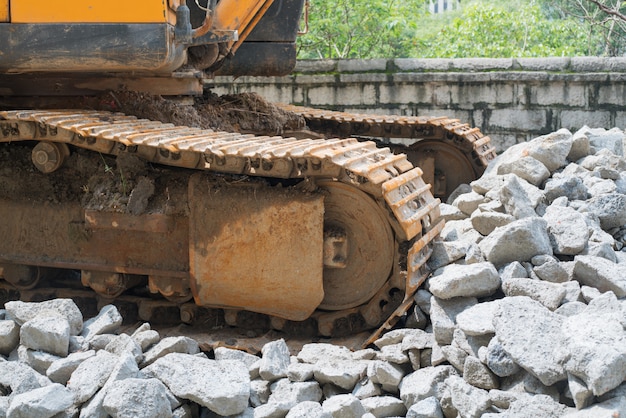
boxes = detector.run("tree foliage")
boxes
[546,0,626,56]
[296,0,428,59]
[419,2,590,57]
[296,0,625,59]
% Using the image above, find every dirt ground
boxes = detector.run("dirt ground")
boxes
[0,91,305,214]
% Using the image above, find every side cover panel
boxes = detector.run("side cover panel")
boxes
[9,0,173,23]
[0,24,186,73]
[0,1,8,22]
[188,174,325,321]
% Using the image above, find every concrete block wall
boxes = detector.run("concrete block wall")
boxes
[207,57,626,152]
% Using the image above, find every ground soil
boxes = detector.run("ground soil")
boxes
[0,91,306,214]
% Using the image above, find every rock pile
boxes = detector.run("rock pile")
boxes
[1,125,626,418]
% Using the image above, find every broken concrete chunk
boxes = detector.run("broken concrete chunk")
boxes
[479,217,553,266]
[493,297,566,386]
[428,262,500,299]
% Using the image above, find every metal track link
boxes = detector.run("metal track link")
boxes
[0,109,444,341]
[276,104,497,178]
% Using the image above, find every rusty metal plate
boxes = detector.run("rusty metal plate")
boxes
[188,174,325,321]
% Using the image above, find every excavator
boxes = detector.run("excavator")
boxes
[0,0,495,340]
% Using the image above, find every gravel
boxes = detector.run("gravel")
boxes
[1,125,626,417]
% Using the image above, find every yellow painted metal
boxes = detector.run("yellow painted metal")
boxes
[213,0,274,50]
[0,0,8,22]
[10,0,174,23]
[188,174,325,321]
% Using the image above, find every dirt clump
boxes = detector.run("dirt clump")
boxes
[70,90,305,136]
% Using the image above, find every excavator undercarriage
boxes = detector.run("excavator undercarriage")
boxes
[0,0,495,343]
[0,108,445,340]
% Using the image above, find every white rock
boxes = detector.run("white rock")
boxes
[287,362,315,382]
[5,383,73,418]
[352,377,383,400]
[561,293,626,396]
[19,313,70,357]
[427,240,469,270]
[80,305,122,341]
[452,328,491,358]
[479,217,553,266]
[501,277,567,310]
[567,373,594,410]
[532,256,570,283]
[313,359,367,391]
[267,378,323,409]
[544,205,589,255]
[456,300,500,336]
[556,301,587,317]
[505,393,570,417]
[0,361,49,395]
[562,396,626,417]
[574,255,626,297]
[79,352,140,418]
[583,193,626,230]
[463,356,499,390]
[428,262,500,299]
[471,211,515,236]
[17,346,59,375]
[525,128,574,172]
[439,202,467,221]
[497,156,550,186]
[214,346,260,368]
[321,394,366,418]
[105,333,142,363]
[132,330,160,352]
[142,353,249,416]
[493,297,566,386]
[140,336,199,367]
[4,299,83,336]
[285,401,323,418]
[441,344,467,372]
[376,343,408,365]
[259,338,290,381]
[544,175,589,203]
[499,174,540,219]
[0,320,19,356]
[297,343,353,364]
[67,350,118,404]
[446,375,492,418]
[485,337,521,378]
[102,378,171,418]
[399,365,457,407]
[367,360,405,389]
[400,329,435,351]
[249,379,270,407]
[586,127,625,156]
[406,396,443,418]
[361,396,407,417]
[453,191,486,216]
[430,296,477,345]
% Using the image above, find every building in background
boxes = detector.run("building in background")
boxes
[429,0,461,13]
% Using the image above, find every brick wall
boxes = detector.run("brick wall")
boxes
[207,57,626,152]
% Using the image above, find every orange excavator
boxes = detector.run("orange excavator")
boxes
[0,0,493,339]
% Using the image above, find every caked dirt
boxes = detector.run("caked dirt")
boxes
[0,91,306,214]
[69,90,305,135]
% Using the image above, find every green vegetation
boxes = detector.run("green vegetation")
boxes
[296,0,626,59]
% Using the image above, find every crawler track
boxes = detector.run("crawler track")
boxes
[278,104,497,198]
[0,109,444,344]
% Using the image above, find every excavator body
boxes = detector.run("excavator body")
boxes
[0,0,305,96]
